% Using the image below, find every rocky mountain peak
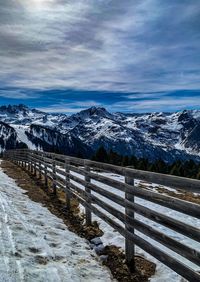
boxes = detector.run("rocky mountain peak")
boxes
[75,106,112,119]
[0,104,200,163]
[0,104,28,114]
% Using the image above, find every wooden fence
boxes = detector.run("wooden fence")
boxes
[3,149,200,281]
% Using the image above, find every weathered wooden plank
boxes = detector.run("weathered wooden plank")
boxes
[68,182,86,199]
[55,173,65,184]
[85,162,92,225]
[29,155,44,164]
[126,200,200,242]
[65,159,70,210]
[125,176,135,269]
[31,161,40,175]
[46,152,85,166]
[12,149,200,192]
[5,149,200,281]
[130,185,200,219]
[69,180,200,267]
[85,160,200,193]
[69,174,85,186]
[55,167,66,177]
[38,155,42,179]
[30,156,52,169]
[54,180,64,190]
[44,161,48,187]
[68,165,85,176]
[52,155,57,195]
[84,179,200,242]
[46,173,53,181]
[54,159,65,167]
[88,171,200,219]
[10,157,27,162]
[98,199,200,268]
[88,181,125,206]
[31,153,54,164]
[29,152,33,173]
[71,187,200,282]
[129,215,200,267]
[88,171,125,192]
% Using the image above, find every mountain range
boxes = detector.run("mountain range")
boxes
[0,104,200,163]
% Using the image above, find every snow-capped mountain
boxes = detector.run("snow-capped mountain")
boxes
[0,104,200,162]
[57,107,200,162]
[0,104,65,127]
[0,121,28,151]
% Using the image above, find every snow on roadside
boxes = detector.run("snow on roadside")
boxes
[0,164,113,282]
[91,173,200,282]
[68,170,200,282]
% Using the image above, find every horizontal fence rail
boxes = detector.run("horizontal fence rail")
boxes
[3,149,200,282]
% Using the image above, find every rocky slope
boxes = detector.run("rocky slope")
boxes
[0,104,200,162]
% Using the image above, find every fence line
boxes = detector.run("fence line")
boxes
[3,149,200,282]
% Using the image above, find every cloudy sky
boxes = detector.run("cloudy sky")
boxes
[0,0,200,113]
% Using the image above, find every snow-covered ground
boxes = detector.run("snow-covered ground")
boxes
[68,170,200,282]
[0,164,113,282]
[12,125,36,150]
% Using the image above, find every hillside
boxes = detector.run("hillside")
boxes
[0,104,200,163]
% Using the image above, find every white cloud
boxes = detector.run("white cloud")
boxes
[0,89,38,99]
[37,100,102,113]
[110,96,200,113]
[0,0,200,94]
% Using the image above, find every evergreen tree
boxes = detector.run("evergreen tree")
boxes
[91,148,200,180]
[122,155,130,167]
[155,159,168,173]
[196,168,200,180]
[76,150,83,158]
[108,149,121,165]
[93,146,108,163]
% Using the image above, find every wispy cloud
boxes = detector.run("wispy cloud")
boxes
[0,0,200,93]
[33,90,200,114]
[110,95,200,113]
[37,100,102,113]
[0,89,38,99]
[0,1,199,112]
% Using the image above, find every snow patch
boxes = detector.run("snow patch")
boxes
[0,166,113,282]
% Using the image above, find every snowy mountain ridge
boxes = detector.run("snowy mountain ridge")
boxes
[0,104,200,163]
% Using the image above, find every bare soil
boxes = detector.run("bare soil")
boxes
[156,187,200,204]
[141,183,200,204]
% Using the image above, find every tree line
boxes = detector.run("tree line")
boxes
[92,146,200,180]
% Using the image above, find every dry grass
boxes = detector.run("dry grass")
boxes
[138,180,200,204]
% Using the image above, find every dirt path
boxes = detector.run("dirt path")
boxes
[1,160,156,282]
[0,161,113,282]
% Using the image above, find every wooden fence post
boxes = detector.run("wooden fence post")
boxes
[125,175,135,271]
[24,152,27,170]
[28,151,31,171]
[39,153,42,179]
[44,161,48,188]
[65,159,70,210]
[52,155,57,195]
[18,154,21,166]
[20,152,22,167]
[84,161,92,225]
[33,157,36,176]
[30,152,33,173]
[23,151,26,169]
